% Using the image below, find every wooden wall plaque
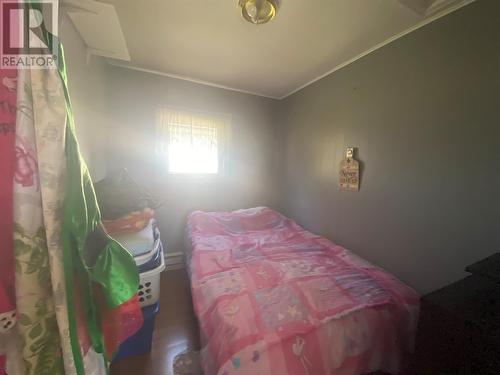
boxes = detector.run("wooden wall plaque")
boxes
[339,148,359,192]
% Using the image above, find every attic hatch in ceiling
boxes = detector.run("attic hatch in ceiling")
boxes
[61,0,130,62]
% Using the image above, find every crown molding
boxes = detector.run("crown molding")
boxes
[280,0,475,99]
[106,60,281,100]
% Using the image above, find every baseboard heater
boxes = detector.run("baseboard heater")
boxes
[164,251,184,271]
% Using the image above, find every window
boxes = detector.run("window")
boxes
[156,108,230,174]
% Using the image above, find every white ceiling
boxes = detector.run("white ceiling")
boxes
[99,0,473,99]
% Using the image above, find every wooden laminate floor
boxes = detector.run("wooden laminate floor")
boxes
[110,269,200,375]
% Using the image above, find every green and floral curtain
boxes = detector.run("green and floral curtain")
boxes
[1,2,143,375]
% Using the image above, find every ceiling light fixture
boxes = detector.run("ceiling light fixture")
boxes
[239,0,279,25]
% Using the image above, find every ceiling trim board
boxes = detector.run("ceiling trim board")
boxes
[280,0,475,99]
[105,0,475,100]
[106,60,281,100]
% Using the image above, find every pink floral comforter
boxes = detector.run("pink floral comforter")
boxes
[187,207,419,375]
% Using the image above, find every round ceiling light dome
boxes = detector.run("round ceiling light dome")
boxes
[239,0,279,25]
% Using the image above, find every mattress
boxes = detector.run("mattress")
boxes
[186,207,419,375]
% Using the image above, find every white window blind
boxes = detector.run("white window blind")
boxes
[156,108,229,174]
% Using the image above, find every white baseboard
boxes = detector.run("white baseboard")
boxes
[164,251,184,271]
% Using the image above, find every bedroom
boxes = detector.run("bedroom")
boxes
[0,0,499,374]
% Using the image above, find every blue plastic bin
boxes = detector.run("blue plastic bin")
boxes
[112,302,160,362]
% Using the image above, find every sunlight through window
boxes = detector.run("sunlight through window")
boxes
[168,123,218,174]
[156,108,229,175]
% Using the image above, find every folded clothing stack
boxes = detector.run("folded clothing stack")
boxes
[95,170,164,361]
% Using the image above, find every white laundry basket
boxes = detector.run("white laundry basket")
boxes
[134,227,161,267]
[138,252,165,307]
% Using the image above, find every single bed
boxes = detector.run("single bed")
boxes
[186,207,419,375]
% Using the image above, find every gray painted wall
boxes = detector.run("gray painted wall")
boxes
[276,0,500,294]
[60,15,109,181]
[105,67,279,254]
